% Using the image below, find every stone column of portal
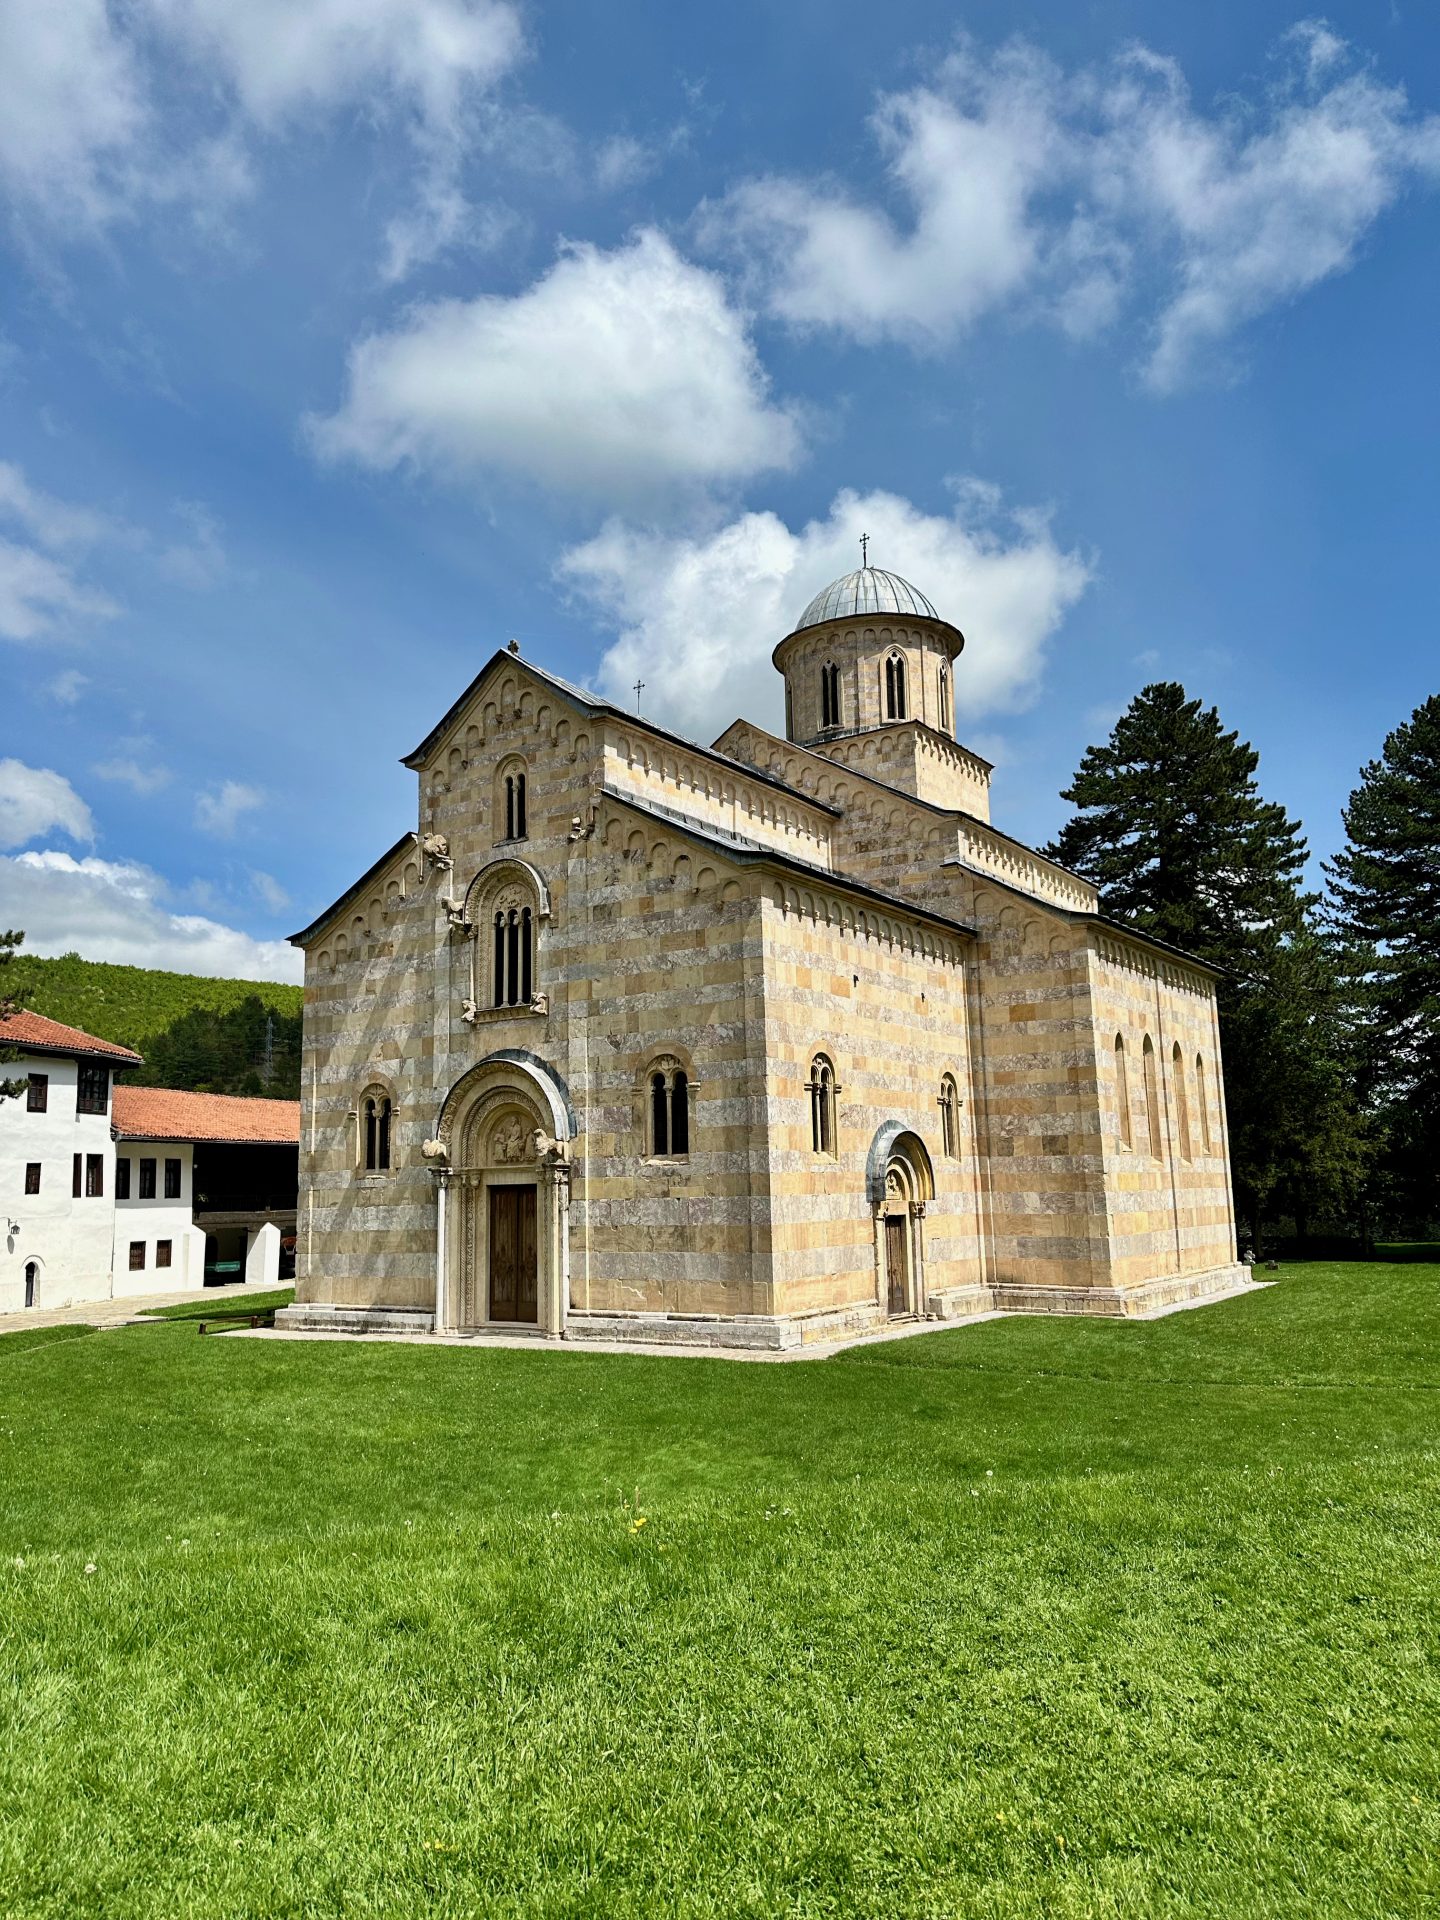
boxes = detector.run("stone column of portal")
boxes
[910,1201,927,1316]
[433,1167,450,1333]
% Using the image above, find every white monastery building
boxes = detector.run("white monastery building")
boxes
[1,1012,299,1314]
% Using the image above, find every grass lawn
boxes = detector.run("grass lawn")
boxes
[2,1264,1438,1917]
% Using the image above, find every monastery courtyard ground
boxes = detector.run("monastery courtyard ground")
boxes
[3,1261,1438,1918]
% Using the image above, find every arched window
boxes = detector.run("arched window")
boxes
[808,1053,837,1155]
[938,663,952,735]
[361,1089,392,1171]
[495,758,528,842]
[885,652,907,720]
[646,1058,690,1159]
[939,1074,960,1158]
[1196,1053,1213,1153]
[1114,1035,1132,1150]
[1141,1035,1162,1158]
[1172,1043,1192,1161]
[820,662,841,729]
[492,902,534,1007]
[784,678,794,738]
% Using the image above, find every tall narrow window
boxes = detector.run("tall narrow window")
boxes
[1141,1036,1162,1158]
[129,1241,145,1272]
[1114,1035,1132,1150]
[1196,1053,1213,1152]
[24,1163,40,1195]
[164,1157,182,1200]
[27,1074,47,1113]
[1172,1043,1192,1161]
[86,1153,104,1198]
[939,1074,960,1158]
[363,1092,392,1172]
[650,1071,669,1157]
[784,679,794,737]
[939,663,953,735]
[646,1061,691,1159]
[72,1153,82,1198]
[116,1157,132,1200]
[498,761,529,842]
[820,662,840,728]
[139,1158,156,1199]
[808,1054,837,1156]
[885,653,907,720]
[492,904,535,1007]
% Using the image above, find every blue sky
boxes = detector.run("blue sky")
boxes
[1,1,1436,982]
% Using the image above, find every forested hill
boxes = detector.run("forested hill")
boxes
[9,953,304,1097]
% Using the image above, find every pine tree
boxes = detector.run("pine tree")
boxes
[1,927,34,1100]
[1046,683,1361,1243]
[1326,693,1440,1226]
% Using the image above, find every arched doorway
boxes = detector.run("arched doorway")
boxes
[24,1261,38,1310]
[865,1125,936,1319]
[431,1052,574,1336]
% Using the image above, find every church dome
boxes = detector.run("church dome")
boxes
[792,565,940,634]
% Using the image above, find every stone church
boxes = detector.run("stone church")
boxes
[281,563,1243,1348]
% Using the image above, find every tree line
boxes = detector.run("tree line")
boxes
[1047,684,1440,1249]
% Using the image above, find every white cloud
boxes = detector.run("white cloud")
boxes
[562,484,1091,741]
[195,780,265,837]
[0,0,149,227]
[44,668,89,705]
[154,501,227,589]
[310,229,803,505]
[3,849,302,981]
[0,0,525,271]
[0,759,95,850]
[704,25,1440,387]
[0,537,119,643]
[249,869,291,914]
[0,461,120,643]
[93,756,174,796]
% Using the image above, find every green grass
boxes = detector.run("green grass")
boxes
[2,1263,1438,1918]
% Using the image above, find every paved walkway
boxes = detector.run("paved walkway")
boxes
[3,1281,275,1334]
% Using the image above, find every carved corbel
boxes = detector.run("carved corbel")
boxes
[460,999,480,1025]
[421,832,453,870]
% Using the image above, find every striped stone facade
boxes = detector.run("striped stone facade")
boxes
[284,614,1243,1348]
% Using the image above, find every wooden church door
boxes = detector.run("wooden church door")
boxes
[885,1214,909,1316]
[489,1186,538,1324]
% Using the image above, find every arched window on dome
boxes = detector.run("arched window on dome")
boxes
[885,652,907,721]
[938,663,953,735]
[808,1053,838,1156]
[820,662,841,729]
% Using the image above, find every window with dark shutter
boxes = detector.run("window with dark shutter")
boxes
[116,1157,131,1200]
[27,1074,48,1113]
[129,1241,145,1271]
[86,1154,104,1198]
[25,1163,41,1195]
[139,1158,157,1199]
[164,1158,182,1199]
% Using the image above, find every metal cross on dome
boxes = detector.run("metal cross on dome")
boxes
[860,533,869,567]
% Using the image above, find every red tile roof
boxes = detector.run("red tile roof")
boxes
[111,1086,301,1145]
[0,1010,143,1065]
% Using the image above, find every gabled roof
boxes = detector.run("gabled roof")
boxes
[603,787,975,943]
[289,832,418,949]
[0,1011,143,1066]
[399,647,837,813]
[112,1086,300,1145]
